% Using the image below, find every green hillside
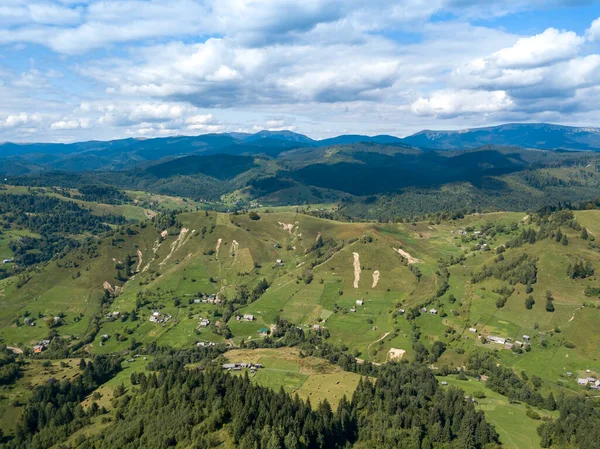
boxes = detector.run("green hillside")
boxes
[2,193,600,448]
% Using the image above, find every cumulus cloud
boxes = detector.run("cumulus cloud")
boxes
[586,17,600,41]
[0,0,558,54]
[411,90,513,118]
[2,1,600,142]
[50,118,90,130]
[3,112,31,128]
[448,19,600,117]
[252,118,297,132]
[83,34,406,107]
[490,28,583,68]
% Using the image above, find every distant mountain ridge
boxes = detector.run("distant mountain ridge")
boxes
[2,123,600,175]
[401,123,600,150]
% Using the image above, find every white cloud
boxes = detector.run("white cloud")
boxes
[252,118,297,132]
[83,34,409,107]
[3,112,42,128]
[450,20,600,112]
[12,69,50,89]
[50,118,90,130]
[411,90,513,117]
[586,17,600,41]
[0,0,555,54]
[490,28,583,68]
[2,2,600,142]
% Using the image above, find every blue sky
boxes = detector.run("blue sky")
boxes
[1,0,600,142]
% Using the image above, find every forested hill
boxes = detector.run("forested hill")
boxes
[6,144,600,219]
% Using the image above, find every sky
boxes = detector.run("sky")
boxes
[2,0,600,142]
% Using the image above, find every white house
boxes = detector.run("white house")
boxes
[199,318,210,327]
[578,378,589,386]
[356,299,364,306]
[243,314,255,321]
[429,309,438,315]
[469,328,477,333]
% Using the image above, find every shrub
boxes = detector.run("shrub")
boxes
[526,407,541,420]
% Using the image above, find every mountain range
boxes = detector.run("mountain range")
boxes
[4,122,600,220]
[3,123,600,174]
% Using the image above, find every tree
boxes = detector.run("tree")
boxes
[581,227,589,240]
[561,235,569,246]
[302,270,314,285]
[525,295,535,310]
[249,211,261,220]
[79,358,87,370]
[284,432,299,449]
[545,300,555,313]
[545,392,556,411]
[113,383,125,398]
[431,341,447,361]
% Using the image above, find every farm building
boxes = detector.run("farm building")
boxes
[469,328,477,333]
[356,299,364,306]
[487,336,506,345]
[243,314,255,321]
[33,339,51,354]
[578,378,589,386]
[149,311,172,323]
[207,294,221,305]
[259,327,269,336]
[199,318,210,327]
[429,309,437,315]
[222,362,263,371]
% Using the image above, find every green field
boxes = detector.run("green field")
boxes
[224,347,361,408]
[440,375,559,449]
